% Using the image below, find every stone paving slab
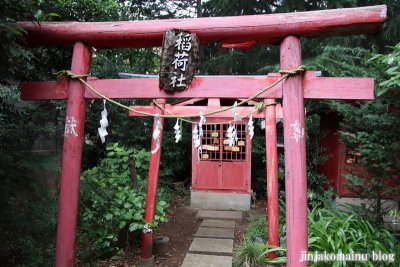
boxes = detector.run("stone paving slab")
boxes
[181,253,232,267]
[201,219,236,229]
[195,210,242,221]
[189,237,233,254]
[250,213,266,221]
[195,227,235,239]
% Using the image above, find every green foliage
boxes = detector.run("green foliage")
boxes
[0,185,58,267]
[307,187,336,209]
[244,217,268,243]
[0,0,62,83]
[308,207,400,267]
[238,201,400,267]
[234,239,287,267]
[305,114,336,209]
[370,42,400,96]
[233,241,266,267]
[0,84,61,197]
[78,143,168,260]
[329,97,400,215]
[234,199,287,267]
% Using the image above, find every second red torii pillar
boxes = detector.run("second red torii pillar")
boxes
[281,36,308,266]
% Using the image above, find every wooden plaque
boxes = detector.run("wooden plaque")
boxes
[159,29,199,91]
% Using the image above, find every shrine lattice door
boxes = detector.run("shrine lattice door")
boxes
[191,118,251,193]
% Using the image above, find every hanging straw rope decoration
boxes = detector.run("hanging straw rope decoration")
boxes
[54,65,306,124]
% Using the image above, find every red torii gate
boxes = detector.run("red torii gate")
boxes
[18,5,385,267]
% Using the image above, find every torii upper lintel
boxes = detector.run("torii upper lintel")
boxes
[17,5,386,49]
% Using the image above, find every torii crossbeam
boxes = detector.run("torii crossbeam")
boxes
[19,5,385,267]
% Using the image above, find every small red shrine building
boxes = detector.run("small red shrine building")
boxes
[319,111,357,197]
[191,115,252,210]
[167,97,281,210]
[319,111,397,199]
[190,97,253,210]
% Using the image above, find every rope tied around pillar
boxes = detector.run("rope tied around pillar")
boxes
[55,70,90,79]
[279,65,306,75]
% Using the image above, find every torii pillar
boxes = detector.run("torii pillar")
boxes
[56,42,92,267]
[281,36,307,265]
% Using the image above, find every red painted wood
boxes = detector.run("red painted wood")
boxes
[221,163,249,190]
[129,105,275,119]
[85,75,283,99]
[280,36,308,267]
[55,42,91,267]
[319,113,391,198]
[191,117,251,193]
[18,5,386,48]
[265,99,279,259]
[173,98,205,106]
[21,73,374,100]
[318,112,341,194]
[302,72,374,100]
[141,99,166,259]
[21,75,69,100]
[193,160,222,189]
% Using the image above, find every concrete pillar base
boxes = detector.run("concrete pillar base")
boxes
[138,255,154,266]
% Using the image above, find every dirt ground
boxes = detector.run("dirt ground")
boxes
[91,194,267,267]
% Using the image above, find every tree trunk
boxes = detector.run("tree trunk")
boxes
[128,155,139,189]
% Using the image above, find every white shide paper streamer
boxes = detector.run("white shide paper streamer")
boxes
[98,99,108,143]
[151,114,163,154]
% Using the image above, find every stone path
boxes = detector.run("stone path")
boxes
[181,210,242,267]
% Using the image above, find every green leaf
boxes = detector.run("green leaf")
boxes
[103,240,110,247]
[158,200,167,206]
[124,202,133,209]
[47,13,60,17]
[119,221,126,229]
[133,212,142,220]
[156,205,164,214]
[34,9,46,21]
[386,66,399,74]
[129,223,139,231]
[105,213,113,220]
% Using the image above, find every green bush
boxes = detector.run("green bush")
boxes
[308,207,400,267]
[233,240,287,267]
[0,185,58,267]
[77,143,169,261]
[236,202,400,267]
[233,241,266,267]
[244,217,268,243]
[234,199,287,267]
